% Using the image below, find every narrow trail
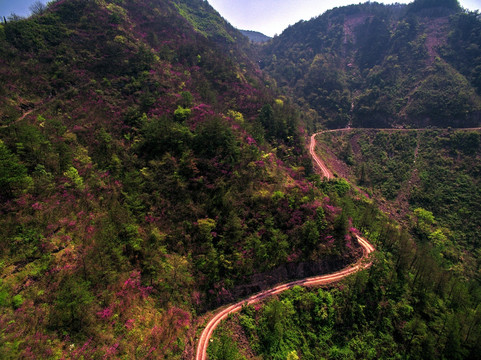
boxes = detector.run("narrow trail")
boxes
[195,130,377,360]
[1,82,94,128]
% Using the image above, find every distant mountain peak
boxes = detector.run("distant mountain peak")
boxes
[239,29,271,43]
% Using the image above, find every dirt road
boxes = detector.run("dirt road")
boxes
[195,130,378,360]
[195,217,375,360]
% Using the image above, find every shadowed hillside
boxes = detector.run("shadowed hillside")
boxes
[260,0,481,129]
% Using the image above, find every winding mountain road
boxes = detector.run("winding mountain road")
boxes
[309,127,481,178]
[195,131,376,360]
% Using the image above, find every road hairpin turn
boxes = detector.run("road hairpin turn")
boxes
[195,132,376,360]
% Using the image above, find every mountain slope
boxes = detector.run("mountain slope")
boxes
[317,128,481,277]
[0,1,359,358]
[2,1,481,359]
[260,0,481,129]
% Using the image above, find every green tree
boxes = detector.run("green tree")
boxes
[259,299,295,354]
[287,350,299,360]
[173,105,192,122]
[208,332,245,360]
[138,116,193,159]
[194,117,239,164]
[0,139,32,198]
[413,207,434,240]
[333,211,349,252]
[51,276,94,333]
[63,166,84,189]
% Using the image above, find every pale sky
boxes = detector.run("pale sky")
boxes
[207,0,481,36]
[1,0,480,37]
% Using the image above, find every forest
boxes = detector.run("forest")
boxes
[260,0,481,129]
[0,0,480,359]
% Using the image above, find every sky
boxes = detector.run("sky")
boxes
[208,0,481,36]
[0,0,44,19]
[1,0,480,36]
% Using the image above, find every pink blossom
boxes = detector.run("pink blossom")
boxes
[125,319,135,330]
[168,307,191,329]
[326,236,335,246]
[246,136,256,145]
[102,343,119,359]
[97,307,113,319]
[145,214,158,223]
[140,285,153,298]
[192,291,202,306]
[325,204,341,216]
[31,202,43,211]
[287,251,300,262]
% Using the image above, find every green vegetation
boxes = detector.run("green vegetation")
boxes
[0,0,351,358]
[211,181,481,359]
[320,129,481,278]
[173,0,236,43]
[208,324,246,360]
[0,140,32,197]
[260,1,481,129]
[0,0,480,359]
[321,130,419,199]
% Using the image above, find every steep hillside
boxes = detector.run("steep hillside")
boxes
[207,151,481,359]
[317,129,481,278]
[0,0,364,358]
[2,1,481,359]
[260,0,481,129]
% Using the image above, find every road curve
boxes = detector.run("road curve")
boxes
[310,132,333,179]
[310,127,481,176]
[197,126,481,360]
[195,235,375,360]
[195,238,375,359]
[195,130,377,360]
[309,128,355,178]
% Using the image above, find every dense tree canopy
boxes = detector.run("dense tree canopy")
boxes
[260,1,481,129]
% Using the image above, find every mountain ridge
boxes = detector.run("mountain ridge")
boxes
[239,29,271,43]
[0,1,359,358]
[260,0,481,129]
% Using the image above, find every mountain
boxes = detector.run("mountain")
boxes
[239,29,271,43]
[260,0,481,129]
[317,128,481,278]
[1,0,481,359]
[0,0,358,358]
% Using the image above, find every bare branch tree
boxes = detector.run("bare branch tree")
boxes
[7,13,24,22]
[29,1,47,16]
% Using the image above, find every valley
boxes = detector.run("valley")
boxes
[0,0,480,359]
[195,132,375,360]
